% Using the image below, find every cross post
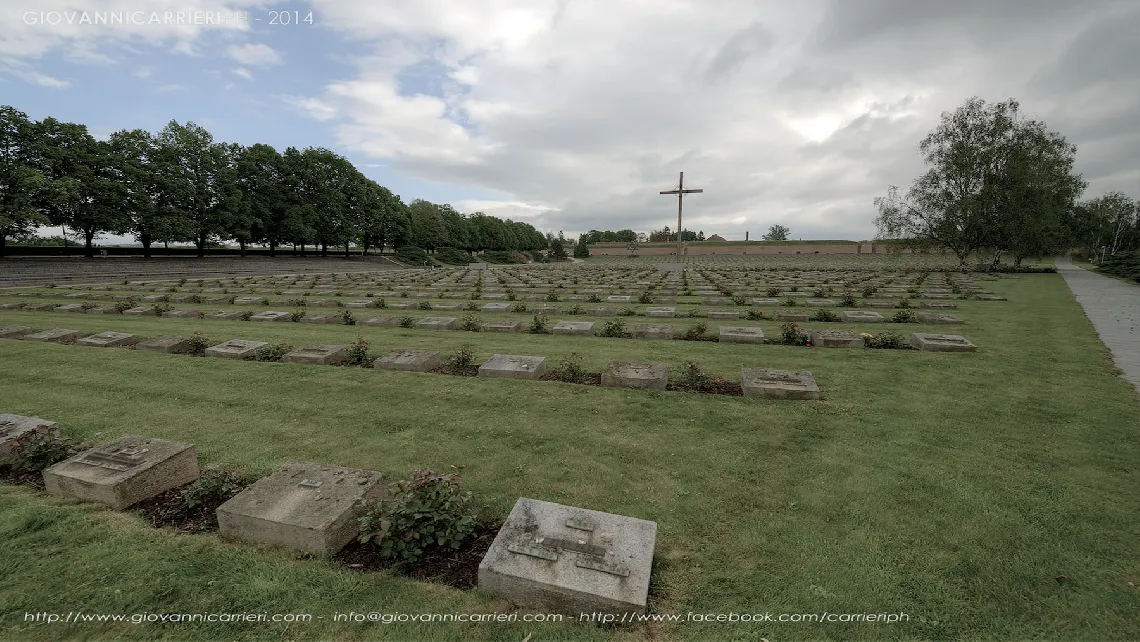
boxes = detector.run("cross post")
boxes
[659,172,703,257]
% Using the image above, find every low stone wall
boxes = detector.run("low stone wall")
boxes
[589,242,909,256]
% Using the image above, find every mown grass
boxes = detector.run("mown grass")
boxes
[1,274,1139,640]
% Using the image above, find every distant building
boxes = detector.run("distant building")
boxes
[706,234,727,242]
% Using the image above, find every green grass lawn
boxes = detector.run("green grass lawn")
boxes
[2,273,1139,640]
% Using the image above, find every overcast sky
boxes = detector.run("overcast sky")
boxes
[2,0,1137,242]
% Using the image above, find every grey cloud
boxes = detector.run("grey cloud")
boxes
[702,22,774,84]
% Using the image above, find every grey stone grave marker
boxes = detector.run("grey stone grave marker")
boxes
[810,329,864,348]
[138,336,192,354]
[719,326,765,344]
[478,355,547,380]
[601,361,668,390]
[0,325,34,339]
[250,311,291,322]
[741,368,820,400]
[204,339,267,359]
[217,460,384,555]
[552,321,595,336]
[910,333,976,352]
[841,311,885,323]
[43,435,199,509]
[22,328,83,343]
[375,349,440,372]
[416,316,459,330]
[77,331,135,347]
[282,344,349,365]
[478,497,657,617]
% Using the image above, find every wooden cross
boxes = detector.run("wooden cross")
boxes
[659,171,703,257]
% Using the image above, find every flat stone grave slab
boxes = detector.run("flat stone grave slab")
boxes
[138,336,192,353]
[299,314,340,324]
[43,435,199,510]
[122,306,158,316]
[483,320,521,333]
[810,329,864,348]
[359,315,396,327]
[485,294,507,300]
[205,339,267,359]
[552,321,595,336]
[741,368,820,400]
[841,310,885,323]
[233,297,266,306]
[916,313,963,325]
[139,294,168,303]
[0,303,25,310]
[645,307,676,318]
[54,303,89,313]
[780,292,809,298]
[22,328,83,343]
[591,307,617,317]
[924,293,953,300]
[751,298,779,306]
[867,301,898,309]
[375,349,440,372]
[469,263,488,270]
[416,316,459,330]
[250,311,291,322]
[706,309,739,319]
[282,344,349,365]
[774,310,810,322]
[77,331,136,347]
[163,309,202,318]
[387,301,417,309]
[478,354,547,380]
[719,326,765,344]
[482,303,510,313]
[920,301,957,309]
[308,300,339,308]
[24,303,58,311]
[205,310,245,321]
[344,300,374,309]
[61,292,89,299]
[702,297,729,305]
[601,361,668,390]
[0,414,60,466]
[806,299,839,307]
[534,304,560,313]
[911,333,977,352]
[630,324,674,340]
[606,295,632,302]
[479,497,657,617]
[216,459,384,555]
[86,306,121,315]
[432,302,464,311]
[0,325,34,339]
[974,294,1006,301]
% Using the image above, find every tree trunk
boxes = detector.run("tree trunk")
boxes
[141,232,152,259]
[343,242,350,258]
[320,242,328,257]
[0,234,6,258]
[164,240,170,256]
[84,228,95,258]
[196,234,206,258]
[1014,254,1024,268]
[269,240,277,258]
[989,249,1003,272]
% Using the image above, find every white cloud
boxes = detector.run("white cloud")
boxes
[281,95,338,121]
[226,42,281,66]
[156,83,184,92]
[232,66,253,80]
[132,66,152,79]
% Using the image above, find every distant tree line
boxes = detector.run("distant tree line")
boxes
[0,105,549,259]
[874,96,1139,268]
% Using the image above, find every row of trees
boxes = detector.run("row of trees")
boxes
[0,105,550,258]
[874,96,1139,267]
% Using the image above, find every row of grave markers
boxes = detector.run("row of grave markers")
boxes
[0,414,654,618]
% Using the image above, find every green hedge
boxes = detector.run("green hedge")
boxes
[1098,251,1140,283]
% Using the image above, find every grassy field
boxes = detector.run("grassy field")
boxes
[2,272,1139,640]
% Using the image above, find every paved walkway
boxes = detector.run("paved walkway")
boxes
[1055,256,1140,394]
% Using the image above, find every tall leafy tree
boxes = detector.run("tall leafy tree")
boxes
[154,121,233,257]
[236,143,288,256]
[0,106,46,257]
[763,224,790,241]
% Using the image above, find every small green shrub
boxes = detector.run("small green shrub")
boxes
[587,293,601,303]
[617,307,637,317]
[861,286,877,297]
[810,309,840,322]
[781,297,799,307]
[153,302,172,315]
[181,467,250,509]
[417,300,433,310]
[510,303,528,313]
[780,322,810,346]
[7,433,80,472]
[566,304,585,315]
[459,314,482,332]
[890,309,917,323]
[863,330,909,349]
[463,301,480,311]
[545,291,560,302]
[397,316,416,328]
[254,343,292,362]
[839,291,857,307]
[444,345,478,375]
[239,310,253,321]
[551,353,586,383]
[372,297,387,309]
[746,309,765,321]
[766,287,780,297]
[114,298,139,313]
[680,322,709,341]
[347,337,372,366]
[358,469,478,564]
[638,292,656,304]
[290,308,306,322]
[341,310,356,325]
[598,318,628,338]
[674,361,713,392]
[528,312,551,334]
[898,298,911,309]
[730,295,747,306]
[399,291,409,298]
[186,333,210,356]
